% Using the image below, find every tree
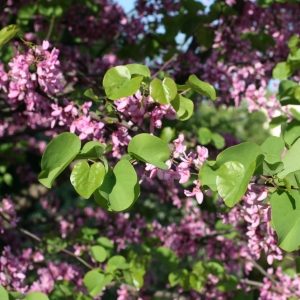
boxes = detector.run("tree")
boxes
[0,0,300,299]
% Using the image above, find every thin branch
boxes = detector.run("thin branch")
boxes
[151,54,178,79]
[45,14,55,40]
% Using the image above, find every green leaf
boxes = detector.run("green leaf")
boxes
[216,275,238,292]
[232,290,254,300]
[154,247,179,271]
[216,161,256,207]
[198,161,217,191]
[171,94,194,121]
[277,80,300,106]
[160,127,175,143]
[0,286,9,300]
[261,136,285,157]
[215,142,262,170]
[90,245,107,262]
[150,77,177,104]
[76,141,105,159]
[70,161,105,199]
[97,237,114,249]
[94,160,140,212]
[84,88,99,102]
[3,173,12,186]
[83,270,105,297]
[211,133,225,149]
[270,190,300,251]
[269,115,288,128]
[26,292,49,300]
[189,273,204,292]
[128,133,170,169]
[169,269,188,287]
[103,66,143,100]
[186,74,217,100]
[273,62,292,79]
[107,255,130,269]
[198,127,212,145]
[131,271,144,290]
[283,119,300,146]
[38,133,81,188]
[8,291,25,300]
[45,236,67,254]
[205,261,225,277]
[278,138,300,179]
[125,64,150,78]
[0,25,18,50]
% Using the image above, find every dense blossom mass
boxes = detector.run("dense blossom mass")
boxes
[0,0,300,299]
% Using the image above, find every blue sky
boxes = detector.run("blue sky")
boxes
[117,0,135,13]
[116,0,214,13]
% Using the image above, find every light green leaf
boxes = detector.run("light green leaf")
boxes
[198,127,212,145]
[278,138,300,179]
[26,292,49,300]
[107,255,130,269]
[70,162,105,199]
[84,88,99,102]
[76,141,105,159]
[0,25,18,50]
[270,190,300,251]
[216,161,255,207]
[90,245,107,262]
[125,64,151,78]
[186,74,217,100]
[216,142,262,170]
[150,77,177,104]
[128,133,170,169]
[83,270,105,297]
[283,119,300,146]
[94,160,140,212]
[198,161,218,191]
[103,66,143,100]
[273,62,292,79]
[0,286,9,300]
[171,94,194,121]
[211,133,225,149]
[160,127,175,143]
[131,271,144,290]
[168,269,189,287]
[189,273,204,292]
[38,133,81,188]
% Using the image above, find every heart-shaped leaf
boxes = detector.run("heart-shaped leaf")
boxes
[103,66,143,100]
[71,161,105,199]
[216,161,255,207]
[128,133,170,169]
[125,64,151,78]
[94,160,140,211]
[270,190,300,251]
[150,77,177,104]
[38,133,81,188]
[76,141,105,159]
[171,94,194,121]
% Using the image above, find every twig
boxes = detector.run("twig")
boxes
[45,13,55,40]
[151,54,178,79]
